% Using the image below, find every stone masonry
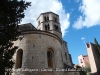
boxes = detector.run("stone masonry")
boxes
[11,12,79,75]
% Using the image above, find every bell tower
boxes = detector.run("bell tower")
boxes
[37,12,62,38]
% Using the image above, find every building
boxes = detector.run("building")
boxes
[86,42,100,74]
[78,55,90,68]
[11,12,79,75]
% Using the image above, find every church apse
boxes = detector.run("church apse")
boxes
[12,12,75,75]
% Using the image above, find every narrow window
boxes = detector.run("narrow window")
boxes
[86,43,90,48]
[47,50,53,68]
[45,25,47,30]
[47,16,49,21]
[44,16,46,21]
[56,25,58,30]
[54,17,57,22]
[45,24,50,30]
[47,24,50,30]
[15,49,23,69]
[54,25,56,30]
[54,25,59,31]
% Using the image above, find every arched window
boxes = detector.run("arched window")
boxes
[54,25,59,31]
[47,16,49,21]
[54,17,57,22]
[45,25,47,30]
[15,49,23,69]
[47,24,50,30]
[47,49,54,68]
[44,16,46,21]
[44,16,49,21]
[56,25,58,30]
[45,24,50,30]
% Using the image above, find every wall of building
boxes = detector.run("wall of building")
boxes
[78,55,90,68]
[86,42,100,73]
[11,12,76,75]
[13,31,64,75]
[83,56,90,67]
[61,41,73,67]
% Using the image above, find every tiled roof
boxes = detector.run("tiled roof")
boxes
[18,23,37,32]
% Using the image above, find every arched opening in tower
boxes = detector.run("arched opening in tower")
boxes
[44,16,46,21]
[54,25,59,31]
[45,25,48,30]
[47,16,49,21]
[15,49,23,69]
[45,24,50,30]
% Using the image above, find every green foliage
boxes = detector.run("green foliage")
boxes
[80,71,87,75]
[87,73,93,75]
[75,65,87,75]
[94,38,100,74]
[94,38,100,54]
[84,66,91,73]
[0,0,31,75]
[97,66,100,74]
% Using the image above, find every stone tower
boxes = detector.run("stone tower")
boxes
[86,42,100,73]
[37,12,62,39]
[11,12,77,75]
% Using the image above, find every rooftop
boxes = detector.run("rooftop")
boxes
[18,23,37,32]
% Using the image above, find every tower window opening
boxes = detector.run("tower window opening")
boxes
[47,24,50,30]
[54,25,59,31]
[44,16,49,21]
[47,16,49,21]
[45,25,48,30]
[45,24,50,30]
[54,17,57,22]
[44,16,46,21]
[86,43,90,48]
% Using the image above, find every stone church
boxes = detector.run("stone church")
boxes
[12,12,79,75]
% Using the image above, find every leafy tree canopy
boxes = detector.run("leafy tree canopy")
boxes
[0,0,31,75]
[94,38,100,54]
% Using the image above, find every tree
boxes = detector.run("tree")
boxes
[84,62,91,73]
[94,38,100,54]
[94,38,100,75]
[75,65,87,75]
[0,0,31,75]
[84,66,91,73]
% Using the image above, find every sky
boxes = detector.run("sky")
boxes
[21,0,100,64]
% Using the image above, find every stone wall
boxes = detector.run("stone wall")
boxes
[13,31,64,75]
